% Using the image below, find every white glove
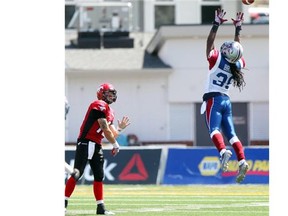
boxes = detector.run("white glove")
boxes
[214,9,228,25]
[111,142,120,156]
[232,12,244,27]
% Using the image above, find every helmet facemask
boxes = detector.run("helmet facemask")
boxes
[97,83,117,104]
[103,89,117,104]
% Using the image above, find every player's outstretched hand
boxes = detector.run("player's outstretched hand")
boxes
[214,8,228,25]
[232,12,244,27]
[117,116,131,131]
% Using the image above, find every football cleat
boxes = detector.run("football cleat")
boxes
[220,150,232,172]
[97,203,115,215]
[65,199,68,208]
[236,161,249,183]
[65,199,68,213]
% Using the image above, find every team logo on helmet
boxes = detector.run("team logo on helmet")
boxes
[220,41,243,63]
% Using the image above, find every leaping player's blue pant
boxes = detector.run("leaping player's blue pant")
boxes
[204,95,237,141]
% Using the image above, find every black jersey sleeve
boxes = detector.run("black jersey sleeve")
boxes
[92,109,106,119]
[90,109,113,126]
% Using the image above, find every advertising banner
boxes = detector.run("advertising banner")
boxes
[65,148,162,184]
[162,147,269,184]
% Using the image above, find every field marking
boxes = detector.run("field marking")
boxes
[70,198,268,204]
[66,185,269,215]
[68,202,268,207]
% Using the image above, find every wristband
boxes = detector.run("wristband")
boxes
[235,26,242,36]
[211,24,219,33]
[117,127,124,133]
[112,141,119,148]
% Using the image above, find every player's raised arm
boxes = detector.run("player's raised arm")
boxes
[206,8,227,58]
[232,12,244,43]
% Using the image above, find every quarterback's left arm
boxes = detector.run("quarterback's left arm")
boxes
[109,116,131,138]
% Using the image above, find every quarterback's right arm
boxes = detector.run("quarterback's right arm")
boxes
[98,118,120,156]
[98,118,118,144]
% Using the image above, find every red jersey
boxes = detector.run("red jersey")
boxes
[78,100,115,144]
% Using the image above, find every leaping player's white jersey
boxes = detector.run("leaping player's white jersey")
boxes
[204,49,245,96]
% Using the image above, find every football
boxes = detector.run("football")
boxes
[242,0,254,5]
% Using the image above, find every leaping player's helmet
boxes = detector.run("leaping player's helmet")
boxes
[220,41,243,63]
[97,83,117,104]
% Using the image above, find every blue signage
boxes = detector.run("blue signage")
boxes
[162,147,269,184]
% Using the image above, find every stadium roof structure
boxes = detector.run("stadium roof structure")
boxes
[65,48,171,71]
[65,24,268,74]
[146,24,269,55]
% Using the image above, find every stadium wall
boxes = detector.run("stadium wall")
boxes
[65,146,269,185]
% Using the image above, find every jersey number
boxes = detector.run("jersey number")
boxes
[212,72,233,89]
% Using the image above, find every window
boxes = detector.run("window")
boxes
[201,5,221,24]
[154,5,175,29]
[65,5,76,28]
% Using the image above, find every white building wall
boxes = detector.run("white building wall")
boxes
[157,33,268,141]
[249,102,269,140]
[66,72,170,143]
[169,103,194,141]
[176,1,199,24]
[144,0,155,33]
[66,35,269,142]
[158,37,269,102]
[66,26,269,143]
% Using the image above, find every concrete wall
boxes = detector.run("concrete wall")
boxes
[159,37,269,103]
[156,26,269,143]
[66,71,170,142]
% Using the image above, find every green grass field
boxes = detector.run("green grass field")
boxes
[65,184,269,216]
